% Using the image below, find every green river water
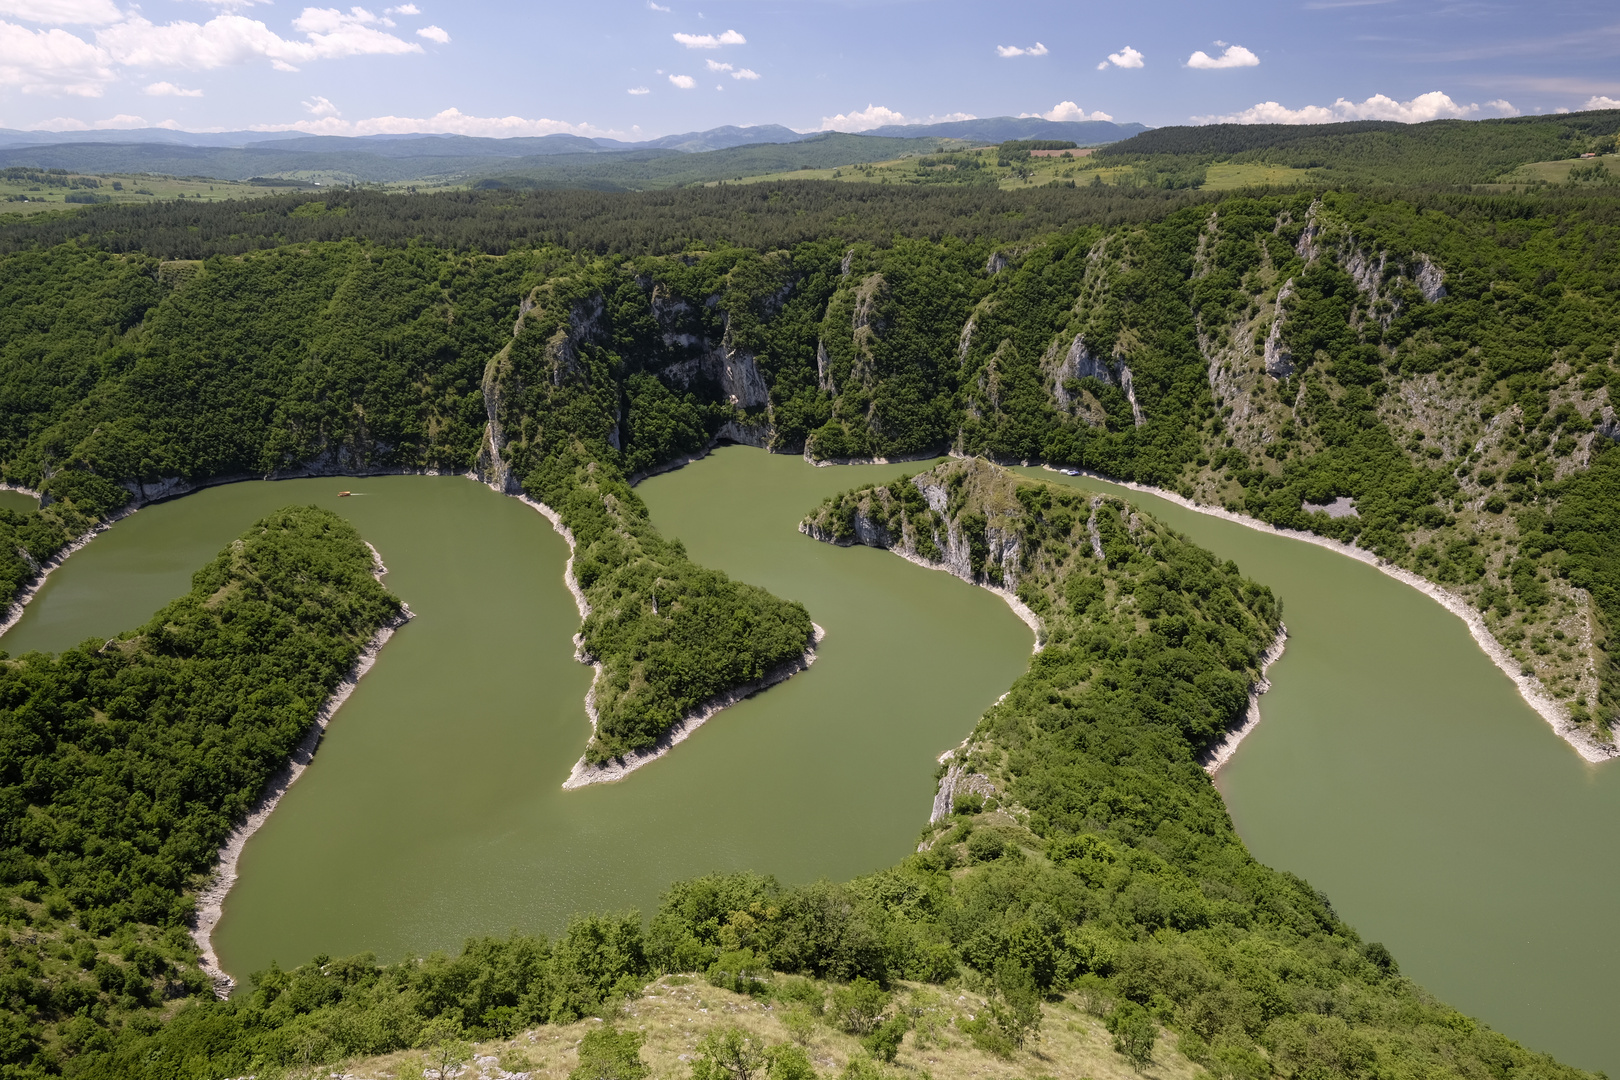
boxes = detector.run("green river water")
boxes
[1,452,1615,1074]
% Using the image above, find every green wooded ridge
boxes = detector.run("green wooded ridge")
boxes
[0,165,1616,1077]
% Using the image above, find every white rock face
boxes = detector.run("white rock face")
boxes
[1263,280,1296,379]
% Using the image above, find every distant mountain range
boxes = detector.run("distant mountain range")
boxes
[0,116,1144,157]
[0,115,1149,191]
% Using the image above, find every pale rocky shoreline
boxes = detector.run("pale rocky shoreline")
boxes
[1198,626,1290,775]
[562,623,826,789]
[188,542,412,995]
[1038,464,1619,764]
[506,492,829,789]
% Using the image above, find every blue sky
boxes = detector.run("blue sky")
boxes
[2,0,1617,137]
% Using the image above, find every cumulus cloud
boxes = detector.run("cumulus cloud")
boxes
[0,0,122,25]
[1021,100,1113,123]
[1098,45,1143,70]
[647,0,669,9]
[673,28,743,48]
[996,41,1048,58]
[1186,43,1258,69]
[627,85,649,94]
[302,94,338,115]
[731,67,758,80]
[250,105,621,139]
[0,20,115,94]
[816,104,975,132]
[415,23,446,43]
[1195,90,1482,125]
[668,72,694,88]
[1585,95,1620,110]
[384,3,418,13]
[3,7,428,97]
[1486,99,1520,116]
[705,58,729,72]
[144,79,202,95]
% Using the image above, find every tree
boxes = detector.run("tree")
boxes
[691,1026,768,1080]
[1107,1002,1157,1072]
[418,1017,472,1080]
[989,961,1042,1050]
[765,1043,818,1080]
[830,978,889,1036]
[572,1025,650,1080]
[860,1015,909,1063]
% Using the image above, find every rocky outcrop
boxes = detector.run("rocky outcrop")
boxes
[1263,280,1296,379]
[930,763,998,824]
[1049,333,1146,426]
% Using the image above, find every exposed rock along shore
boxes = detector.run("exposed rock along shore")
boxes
[797,519,1043,651]
[1037,463,1618,764]
[189,542,413,996]
[0,483,137,638]
[1198,626,1290,775]
[561,623,826,789]
[501,491,827,789]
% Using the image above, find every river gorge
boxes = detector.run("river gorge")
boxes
[0,452,1615,1075]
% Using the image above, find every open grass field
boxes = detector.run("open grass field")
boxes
[354,975,1202,1080]
[0,171,314,218]
[1490,153,1620,187]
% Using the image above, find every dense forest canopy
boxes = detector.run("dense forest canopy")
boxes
[0,167,1617,1077]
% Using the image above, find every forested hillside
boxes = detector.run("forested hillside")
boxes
[1094,110,1620,186]
[0,506,402,1072]
[2,182,1618,742]
[0,176,1617,1076]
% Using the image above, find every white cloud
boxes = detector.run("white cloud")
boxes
[819,103,908,131]
[672,28,743,48]
[1195,91,1480,125]
[731,66,758,80]
[144,79,202,95]
[188,0,273,8]
[627,85,649,94]
[996,41,1048,58]
[1486,99,1520,116]
[34,111,168,129]
[1585,95,1620,110]
[415,23,446,43]
[1186,44,1258,69]
[96,9,422,72]
[384,4,418,13]
[0,0,121,25]
[3,7,427,98]
[302,94,339,116]
[705,58,730,72]
[1098,45,1143,70]
[250,106,622,139]
[0,19,114,95]
[1021,100,1113,123]
[647,1,669,9]
[668,72,694,88]
[815,105,976,132]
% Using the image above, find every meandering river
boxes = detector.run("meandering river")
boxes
[1016,467,1620,1076]
[2,452,1615,1074]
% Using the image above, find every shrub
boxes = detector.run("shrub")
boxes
[830,978,889,1036]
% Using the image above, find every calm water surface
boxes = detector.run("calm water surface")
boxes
[5,457,1615,1073]
[1017,468,1620,1076]
[0,459,1030,987]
